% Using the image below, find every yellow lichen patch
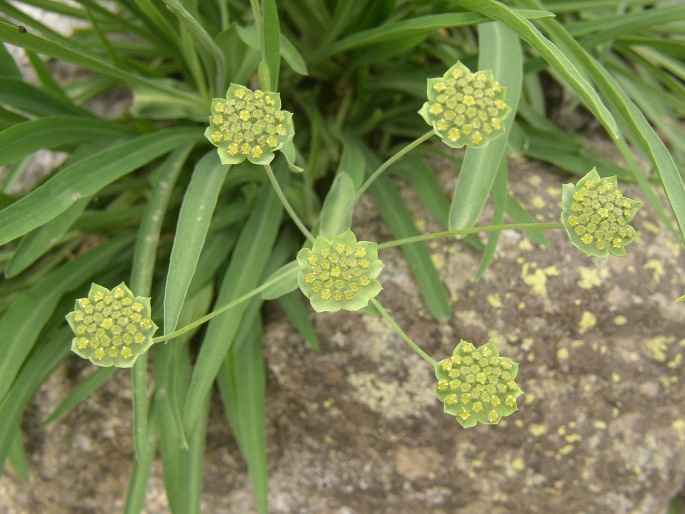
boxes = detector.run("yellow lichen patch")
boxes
[660,376,678,388]
[614,315,627,326]
[511,457,525,471]
[593,420,607,430]
[672,419,685,432]
[577,266,610,289]
[518,239,533,251]
[529,424,547,437]
[528,174,542,187]
[521,262,548,297]
[565,434,582,443]
[557,347,570,361]
[667,353,682,369]
[578,311,597,333]
[544,265,560,277]
[531,195,546,209]
[431,252,445,270]
[557,445,574,457]
[644,335,675,363]
[487,293,502,309]
[643,260,664,283]
[612,372,621,382]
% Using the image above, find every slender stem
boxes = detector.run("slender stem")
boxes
[371,299,436,366]
[264,164,315,242]
[378,222,564,249]
[355,130,435,202]
[153,271,282,344]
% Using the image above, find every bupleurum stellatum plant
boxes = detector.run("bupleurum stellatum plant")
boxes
[1,1,683,513]
[419,61,511,148]
[65,283,157,367]
[435,340,523,428]
[296,230,384,312]
[205,84,294,166]
[561,167,641,258]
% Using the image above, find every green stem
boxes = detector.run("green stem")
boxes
[264,164,315,243]
[378,222,564,249]
[153,273,279,344]
[355,130,435,202]
[371,299,436,366]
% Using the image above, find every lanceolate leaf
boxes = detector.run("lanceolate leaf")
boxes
[0,128,202,246]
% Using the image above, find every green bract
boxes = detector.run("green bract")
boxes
[65,283,158,368]
[205,84,295,166]
[297,230,384,313]
[435,340,523,428]
[419,61,511,149]
[561,168,641,258]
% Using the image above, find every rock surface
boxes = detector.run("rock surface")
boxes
[3,149,685,513]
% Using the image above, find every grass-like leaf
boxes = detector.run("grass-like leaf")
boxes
[449,21,522,231]
[164,152,229,334]
[0,329,71,474]
[0,115,131,165]
[515,0,685,244]
[475,158,507,279]
[6,198,88,278]
[8,430,30,482]
[217,316,268,514]
[40,367,117,427]
[451,0,619,139]
[370,174,452,322]
[278,291,321,351]
[318,171,355,239]
[307,10,552,65]
[182,163,287,434]
[0,128,202,246]
[156,285,212,513]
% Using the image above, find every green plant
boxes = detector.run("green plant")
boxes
[0,1,683,512]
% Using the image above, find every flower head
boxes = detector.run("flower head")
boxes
[297,230,383,312]
[435,340,523,428]
[65,283,158,367]
[561,168,641,258]
[419,61,511,148]
[205,84,294,166]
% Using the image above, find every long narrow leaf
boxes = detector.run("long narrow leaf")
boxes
[449,22,522,231]
[41,367,117,427]
[450,0,618,139]
[307,10,552,66]
[515,0,685,243]
[0,128,202,246]
[0,329,71,473]
[130,145,193,464]
[6,198,88,278]
[277,291,320,351]
[164,152,229,334]
[182,163,287,434]
[0,117,130,167]
[260,0,281,90]
[217,316,268,514]
[8,430,30,482]
[370,174,452,322]
[156,285,213,514]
